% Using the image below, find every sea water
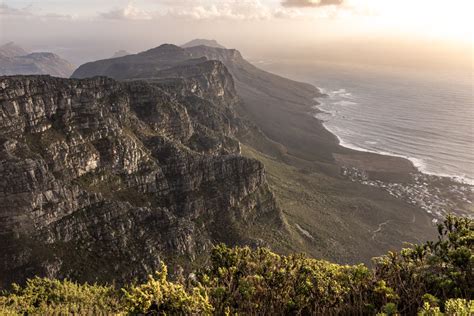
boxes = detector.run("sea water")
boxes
[259,61,474,185]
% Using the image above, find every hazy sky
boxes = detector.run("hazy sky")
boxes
[1,0,472,68]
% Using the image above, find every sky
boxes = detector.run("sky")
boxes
[1,0,472,68]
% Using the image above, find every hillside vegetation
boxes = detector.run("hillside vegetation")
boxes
[0,215,472,315]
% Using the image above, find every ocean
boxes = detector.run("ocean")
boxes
[258,61,474,185]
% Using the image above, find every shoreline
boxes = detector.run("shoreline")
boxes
[306,94,473,221]
[233,60,452,263]
[311,97,474,187]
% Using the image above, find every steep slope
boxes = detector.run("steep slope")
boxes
[0,43,75,78]
[182,44,438,263]
[72,44,198,80]
[73,44,319,107]
[70,43,438,264]
[185,45,321,105]
[0,73,283,288]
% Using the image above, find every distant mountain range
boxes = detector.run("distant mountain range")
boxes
[0,42,75,77]
[0,42,29,58]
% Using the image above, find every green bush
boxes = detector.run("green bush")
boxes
[418,298,473,316]
[122,262,213,315]
[196,245,374,314]
[0,215,472,315]
[0,277,122,315]
[374,215,473,314]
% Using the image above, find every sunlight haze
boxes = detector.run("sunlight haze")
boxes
[1,0,471,69]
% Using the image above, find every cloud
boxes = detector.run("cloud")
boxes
[167,0,272,20]
[95,0,337,21]
[0,3,33,16]
[162,0,343,20]
[100,2,154,20]
[0,3,72,19]
[281,0,344,7]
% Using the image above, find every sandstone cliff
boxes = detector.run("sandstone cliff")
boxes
[0,73,281,287]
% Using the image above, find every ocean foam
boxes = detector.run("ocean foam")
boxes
[313,88,474,186]
[327,88,355,99]
[333,100,358,106]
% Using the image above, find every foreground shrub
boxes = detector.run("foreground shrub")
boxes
[122,262,213,315]
[197,245,375,314]
[0,277,122,315]
[418,298,473,316]
[0,215,472,315]
[374,215,473,314]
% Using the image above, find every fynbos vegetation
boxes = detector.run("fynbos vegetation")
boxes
[1,215,472,315]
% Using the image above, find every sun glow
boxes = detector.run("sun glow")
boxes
[345,0,473,42]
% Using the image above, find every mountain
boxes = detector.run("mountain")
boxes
[0,42,29,58]
[72,44,203,80]
[72,44,319,106]
[181,39,226,49]
[71,43,438,265]
[1,41,441,287]
[111,50,131,58]
[0,70,283,286]
[0,42,75,77]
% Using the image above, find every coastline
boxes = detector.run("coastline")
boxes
[226,56,467,263]
[311,97,474,187]
[307,95,473,221]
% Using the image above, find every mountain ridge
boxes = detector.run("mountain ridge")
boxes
[0,42,29,58]
[70,42,439,265]
[0,42,75,77]
[1,41,443,289]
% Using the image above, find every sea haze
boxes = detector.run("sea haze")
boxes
[258,61,474,185]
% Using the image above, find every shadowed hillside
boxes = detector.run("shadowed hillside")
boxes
[71,42,439,265]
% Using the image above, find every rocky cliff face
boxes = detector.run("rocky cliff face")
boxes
[71,43,321,114]
[0,73,280,287]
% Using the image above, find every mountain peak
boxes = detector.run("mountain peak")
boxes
[181,39,226,49]
[0,41,29,57]
[140,43,184,56]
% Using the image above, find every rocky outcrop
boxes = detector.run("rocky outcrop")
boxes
[184,45,321,104]
[0,74,280,287]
